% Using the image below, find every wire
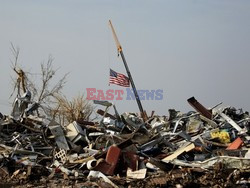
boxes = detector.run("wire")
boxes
[107,23,112,86]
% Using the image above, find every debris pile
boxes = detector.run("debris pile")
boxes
[1,95,250,187]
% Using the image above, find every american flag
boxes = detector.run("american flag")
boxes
[109,69,130,87]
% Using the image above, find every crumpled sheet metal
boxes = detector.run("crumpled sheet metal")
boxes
[48,125,69,150]
[168,156,250,170]
[121,112,144,130]
[0,95,250,187]
[88,170,119,188]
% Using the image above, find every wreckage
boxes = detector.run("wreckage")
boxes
[1,22,250,187]
[1,94,250,187]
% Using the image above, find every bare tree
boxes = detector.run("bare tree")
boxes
[9,44,94,122]
[10,43,27,98]
[36,56,68,103]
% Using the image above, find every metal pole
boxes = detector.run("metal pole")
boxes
[119,51,144,114]
[109,20,144,114]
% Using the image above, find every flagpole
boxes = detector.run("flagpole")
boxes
[109,20,144,114]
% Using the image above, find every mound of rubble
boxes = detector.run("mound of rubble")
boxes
[1,96,250,187]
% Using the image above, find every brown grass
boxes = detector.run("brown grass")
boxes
[52,94,93,126]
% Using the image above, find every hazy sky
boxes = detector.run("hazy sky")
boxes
[1,0,250,116]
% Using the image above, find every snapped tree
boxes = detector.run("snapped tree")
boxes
[10,43,93,125]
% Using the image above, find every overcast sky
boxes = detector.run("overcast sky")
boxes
[1,0,250,116]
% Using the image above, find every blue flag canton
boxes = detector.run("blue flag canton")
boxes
[110,69,117,77]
